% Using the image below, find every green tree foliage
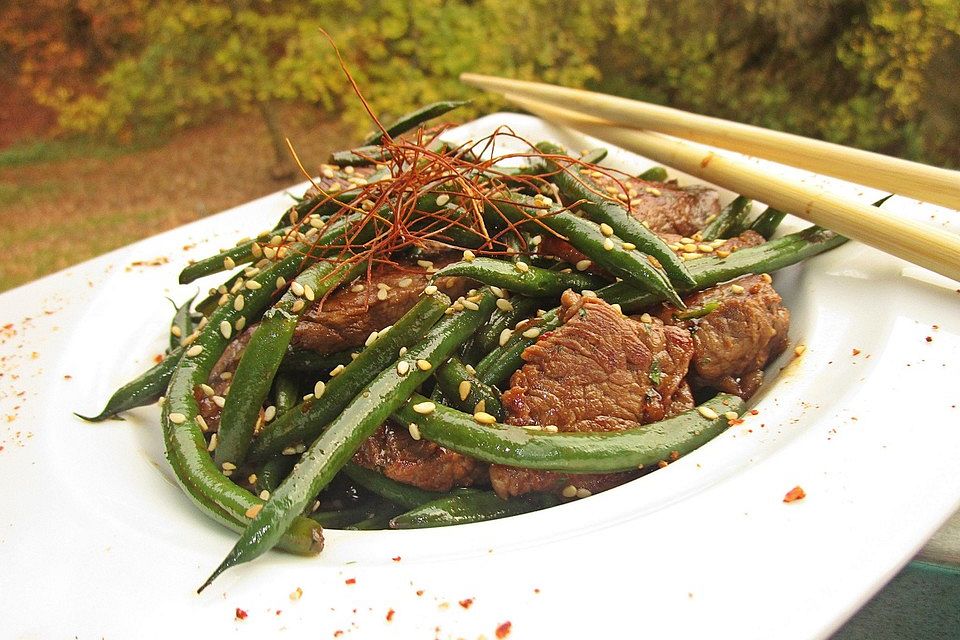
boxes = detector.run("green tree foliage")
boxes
[5,0,960,167]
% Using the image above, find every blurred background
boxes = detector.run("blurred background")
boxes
[1,0,958,292]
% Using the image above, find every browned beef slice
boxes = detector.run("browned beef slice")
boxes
[292,256,468,353]
[491,291,695,498]
[587,173,720,236]
[353,424,489,492]
[659,274,789,398]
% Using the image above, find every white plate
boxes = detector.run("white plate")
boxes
[2,114,958,639]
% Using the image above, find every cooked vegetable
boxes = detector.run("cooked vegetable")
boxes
[390,491,559,529]
[433,256,605,297]
[701,195,753,240]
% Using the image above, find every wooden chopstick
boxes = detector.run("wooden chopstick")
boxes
[461,73,960,211]
[498,92,960,283]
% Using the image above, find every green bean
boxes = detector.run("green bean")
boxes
[395,393,744,473]
[195,272,243,317]
[579,147,608,165]
[748,207,787,239]
[346,505,406,530]
[329,145,391,167]
[475,309,561,388]
[255,456,296,494]
[486,192,684,307]
[637,166,668,182]
[248,293,449,461]
[434,355,503,418]
[75,347,183,422]
[434,257,606,297]
[361,100,469,146]
[309,500,393,528]
[215,260,364,467]
[200,290,496,589]
[272,374,300,415]
[178,228,288,285]
[700,196,753,241]
[168,292,198,352]
[342,463,441,509]
[389,491,560,529]
[163,241,334,563]
[535,141,695,289]
[471,295,549,358]
[279,348,354,373]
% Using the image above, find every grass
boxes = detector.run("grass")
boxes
[0,138,141,169]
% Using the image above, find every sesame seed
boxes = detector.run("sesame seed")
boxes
[233,295,244,311]
[435,193,450,206]
[377,288,388,301]
[220,372,232,380]
[186,345,203,357]
[698,406,720,420]
[462,299,479,311]
[245,504,263,519]
[365,330,379,347]
[761,273,772,283]
[600,223,614,237]
[398,277,413,288]
[490,285,505,298]
[576,259,592,271]
[303,285,315,301]
[640,313,653,323]
[417,259,434,269]
[581,290,597,298]
[234,317,246,332]
[576,487,592,499]
[351,283,366,293]
[314,380,326,397]
[423,285,438,295]
[302,394,314,402]
[264,405,277,422]
[474,411,496,425]
[522,327,541,339]
[715,250,731,258]
[158,396,165,406]
[397,360,410,375]
[169,412,187,424]
[213,395,226,409]
[474,399,486,414]
[291,299,305,313]
[561,485,578,498]
[515,261,529,273]
[459,380,471,401]
[416,359,432,371]
[681,252,700,261]
[610,303,623,314]
[231,279,244,294]
[730,284,745,294]
[269,235,283,246]
[794,344,806,357]
[259,490,270,500]
[544,424,559,433]
[408,422,422,440]
[724,411,740,421]
[603,238,615,251]
[282,446,297,455]
[621,242,636,251]
[698,244,714,253]
[399,346,408,356]
[217,294,229,307]
[245,280,262,290]
[412,401,436,415]
[207,433,219,452]
[243,267,260,277]
[276,276,287,289]
[222,462,236,471]
[496,298,514,312]
[290,587,303,601]
[329,364,345,377]
[645,187,662,196]
[499,328,513,346]
[251,243,263,258]
[219,321,232,339]
[196,415,209,432]
[170,325,182,337]
[463,249,476,262]
[531,235,542,246]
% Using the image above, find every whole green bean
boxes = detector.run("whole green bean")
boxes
[389,491,559,529]
[433,355,503,419]
[748,207,787,239]
[535,141,695,289]
[433,257,606,297]
[215,260,363,467]
[255,456,296,494]
[342,462,441,509]
[75,347,183,421]
[637,166,669,181]
[395,393,744,473]
[179,228,289,285]
[475,310,561,388]
[361,100,469,146]
[329,145,392,167]
[248,293,449,461]
[279,347,354,373]
[168,292,198,352]
[700,196,753,241]
[272,373,300,414]
[471,294,550,359]
[200,290,496,589]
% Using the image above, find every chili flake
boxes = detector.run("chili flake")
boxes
[386,608,395,622]
[235,608,248,620]
[345,578,356,585]
[783,486,806,503]
[496,621,513,638]
[459,598,474,609]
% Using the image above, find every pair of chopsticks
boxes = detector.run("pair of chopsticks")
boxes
[460,73,960,283]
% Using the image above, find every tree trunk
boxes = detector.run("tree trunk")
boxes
[256,100,295,180]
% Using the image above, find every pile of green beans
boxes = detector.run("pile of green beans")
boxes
[80,108,858,591]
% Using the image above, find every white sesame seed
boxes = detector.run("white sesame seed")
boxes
[698,406,720,420]
[235,317,247,332]
[219,321,232,339]
[396,360,410,375]
[724,411,740,421]
[576,487,592,498]
[276,276,287,289]
[313,380,326,398]
[170,325,182,338]
[645,187,662,196]
[498,328,513,346]
[523,423,544,431]
[186,345,203,357]
[459,380,472,401]
[462,299,480,311]
[169,412,187,424]
[291,299,305,313]
[343,165,355,174]
[377,288,388,301]
[244,267,260,278]
[196,415,209,432]
[289,281,305,297]
[302,393,314,402]
[408,422,422,440]
[412,401,436,415]
[220,372,233,380]
[245,280,262,290]
[640,313,653,323]
[610,303,623,314]
[213,395,226,409]
[222,461,236,471]
[217,294,229,307]
[417,259,434,269]
[561,485,578,498]
[531,235,542,246]
[622,242,636,251]
[158,396,165,406]
[329,364,345,377]
[303,285,315,301]
[398,277,413,288]
[282,446,297,455]
[544,424,559,433]
[576,259,592,271]
[496,298,514,312]
[522,327,541,339]
[698,244,714,253]
[515,261,529,273]
[207,433,219,452]
[198,317,209,330]
[423,284,438,295]
[416,359,432,371]
[365,330,379,347]
[730,284,745,294]
[223,256,236,270]
[463,249,476,262]
[600,223,614,237]
[232,296,244,312]
[259,490,270,500]
[436,193,450,206]
[603,238,615,251]
[474,411,496,424]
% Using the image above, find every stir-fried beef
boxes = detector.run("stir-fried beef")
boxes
[658,274,789,398]
[353,424,489,492]
[292,256,468,354]
[490,291,695,498]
